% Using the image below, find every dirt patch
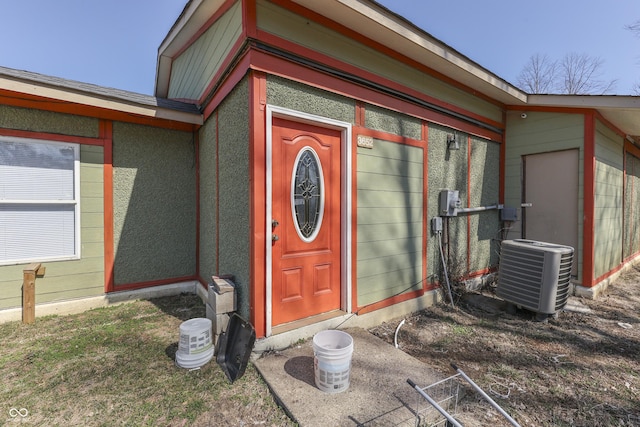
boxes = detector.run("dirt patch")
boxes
[370,268,640,426]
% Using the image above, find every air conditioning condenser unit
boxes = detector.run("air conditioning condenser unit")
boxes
[496,239,574,320]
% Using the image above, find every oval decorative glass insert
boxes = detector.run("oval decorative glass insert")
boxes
[291,147,324,241]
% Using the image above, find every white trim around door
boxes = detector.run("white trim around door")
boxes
[265,105,352,337]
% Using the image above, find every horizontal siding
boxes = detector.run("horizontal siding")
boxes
[257,0,503,123]
[503,111,584,281]
[358,173,423,194]
[594,121,623,278]
[355,188,423,207]
[168,1,243,100]
[624,153,640,258]
[356,140,423,307]
[81,145,104,164]
[593,164,622,278]
[357,235,421,260]
[0,145,105,309]
[1,271,104,301]
[356,267,423,305]
[358,221,423,244]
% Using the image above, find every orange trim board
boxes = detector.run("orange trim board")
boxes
[625,140,640,159]
[356,289,424,316]
[252,34,505,133]
[350,128,359,314]
[0,91,198,132]
[353,126,424,148]
[242,0,258,40]
[102,121,115,293]
[422,123,429,294]
[0,127,107,146]
[248,47,503,141]
[170,0,238,61]
[248,71,267,337]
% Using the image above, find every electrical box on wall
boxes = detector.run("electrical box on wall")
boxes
[439,189,460,217]
[431,216,443,233]
[500,207,518,222]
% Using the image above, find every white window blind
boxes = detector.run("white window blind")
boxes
[0,137,80,265]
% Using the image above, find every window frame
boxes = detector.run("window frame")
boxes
[290,146,325,243]
[0,135,81,266]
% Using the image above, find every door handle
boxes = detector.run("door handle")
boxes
[272,219,279,228]
[272,234,279,242]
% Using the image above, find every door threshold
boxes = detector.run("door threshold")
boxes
[272,310,345,335]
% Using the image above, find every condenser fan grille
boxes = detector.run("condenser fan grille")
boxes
[497,240,574,316]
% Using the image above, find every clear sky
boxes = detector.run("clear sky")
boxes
[0,0,637,96]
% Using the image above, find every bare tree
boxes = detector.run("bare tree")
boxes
[626,19,640,36]
[626,20,640,94]
[517,52,617,94]
[516,53,557,93]
[557,53,617,94]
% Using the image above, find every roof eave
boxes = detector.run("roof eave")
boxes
[155,0,226,98]
[292,0,528,105]
[528,94,640,139]
[154,0,528,105]
[0,68,202,126]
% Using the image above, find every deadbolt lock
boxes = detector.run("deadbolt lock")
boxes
[272,219,279,228]
[272,234,279,242]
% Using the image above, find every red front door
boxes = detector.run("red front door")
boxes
[271,118,342,326]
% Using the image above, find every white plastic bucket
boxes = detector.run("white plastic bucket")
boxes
[313,330,354,393]
[175,318,214,369]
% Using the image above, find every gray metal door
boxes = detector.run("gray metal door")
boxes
[524,149,579,276]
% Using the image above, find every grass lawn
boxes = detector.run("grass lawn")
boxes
[0,293,294,426]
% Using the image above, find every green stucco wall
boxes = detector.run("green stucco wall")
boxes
[0,104,99,138]
[217,79,251,319]
[112,122,196,285]
[427,125,469,281]
[356,139,424,306]
[198,116,218,287]
[469,136,501,273]
[0,144,104,309]
[365,105,422,140]
[266,75,355,124]
[593,121,623,279]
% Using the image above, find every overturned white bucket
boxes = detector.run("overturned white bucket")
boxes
[313,330,354,393]
[175,318,214,369]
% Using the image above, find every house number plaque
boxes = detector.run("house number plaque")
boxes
[357,135,374,149]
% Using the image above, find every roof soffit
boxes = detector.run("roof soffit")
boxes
[528,95,640,140]
[290,0,527,105]
[0,67,202,125]
[156,0,227,98]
